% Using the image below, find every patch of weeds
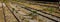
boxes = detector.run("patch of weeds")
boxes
[28,11,37,16]
[31,10,37,13]
[28,13,37,20]
[28,13,33,16]
[12,8,18,13]
[44,8,54,13]
[48,8,53,13]
[12,8,15,11]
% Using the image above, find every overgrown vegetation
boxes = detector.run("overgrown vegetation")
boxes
[12,8,15,11]
[27,10,38,20]
[12,8,18,13]
[43,7,56,13]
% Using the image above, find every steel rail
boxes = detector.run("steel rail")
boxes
[2,3,6,22]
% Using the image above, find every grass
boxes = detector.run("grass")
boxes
[12,8,18,13]
[47,7,53,13]
[28,10,37,16]
[12,8,15,11]
[43,7,56,13]
[28,10,38,20]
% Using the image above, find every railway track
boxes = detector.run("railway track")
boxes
[1,1,60,22]
[19,6,60,22]
[12,1,60,13]
[9,2,60,22]
[19,2,60,17]
[24,7,60,18]
[12,2,60,18]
